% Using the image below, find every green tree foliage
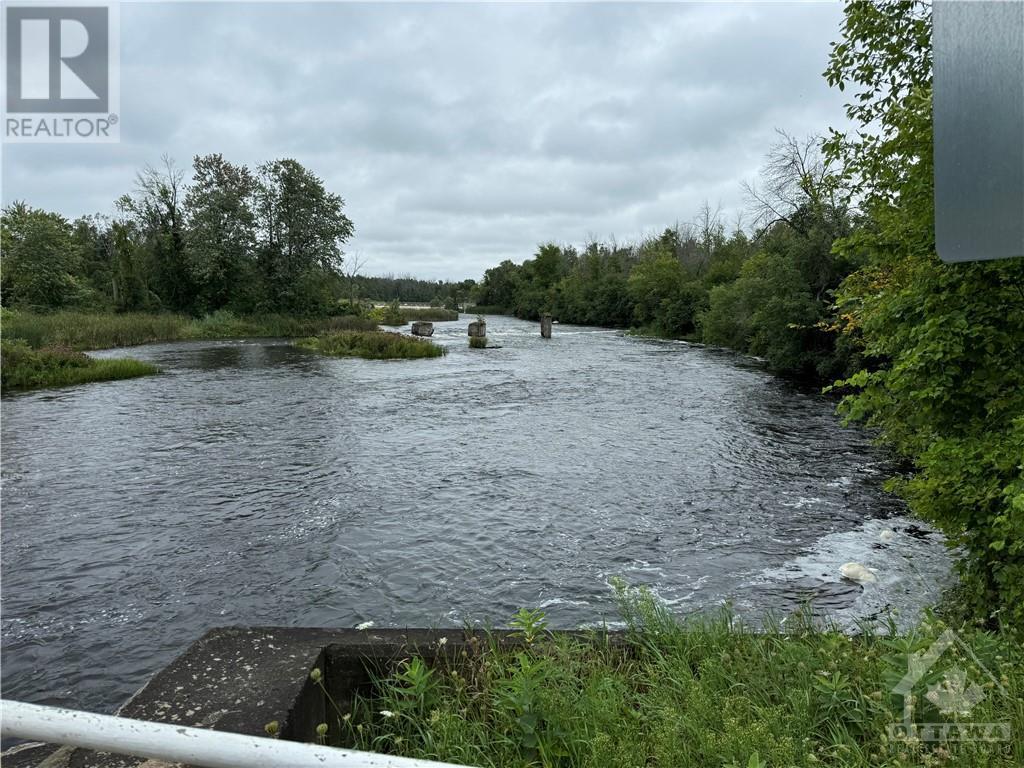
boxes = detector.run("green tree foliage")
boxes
[185,153,258,313]
[253,159,354,314]
[0,203,81,309]
[117,156,192,311]
[2,154,358,318]
[825,0,1024,626]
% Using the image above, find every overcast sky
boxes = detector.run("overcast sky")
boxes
[2,1,849,281]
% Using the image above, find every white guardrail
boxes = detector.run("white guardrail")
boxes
[1,700,475,768]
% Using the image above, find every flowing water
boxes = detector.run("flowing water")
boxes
[0,315,954,715]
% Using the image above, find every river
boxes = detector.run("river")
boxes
[0,314,954,715]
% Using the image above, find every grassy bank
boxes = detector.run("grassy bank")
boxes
[0,310,378,350]
[316,588,1023,768]
[464,305,508,316]
[296,330,445,360]
[399,308,459,322]
[370,304,460,326]
[0,340,158,392]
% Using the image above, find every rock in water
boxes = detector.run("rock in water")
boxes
[839,562,877,583]
[411,321,434,337]
[468,320,486,338]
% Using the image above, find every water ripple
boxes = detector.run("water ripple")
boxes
[1,315,952,714]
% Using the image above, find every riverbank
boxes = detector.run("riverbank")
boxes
[0,310,445,390]
[0,310,380,351]
[0,340,159,392]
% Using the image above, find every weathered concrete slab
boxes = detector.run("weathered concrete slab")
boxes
[3,627,626,767]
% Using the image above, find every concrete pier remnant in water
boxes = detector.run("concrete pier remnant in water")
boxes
[410,321,434,337]
[468,318,487,348]
[540,314,553,338]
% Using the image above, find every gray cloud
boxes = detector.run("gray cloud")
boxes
[2,2,848,280]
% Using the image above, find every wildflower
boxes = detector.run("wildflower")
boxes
[356,621,375,630]
[309,668,322,683]
[342,713,351,722]
[380,710,395,718]
[316,723,328,737]
[437,636,448,646]
[264,720,279,737]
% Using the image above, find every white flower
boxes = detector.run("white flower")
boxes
[379,710,395,718]
[437,636,448,646]
[355,621,375,630]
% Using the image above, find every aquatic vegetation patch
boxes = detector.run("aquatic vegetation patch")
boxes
[296,330,445,360]
[0,339,158,391]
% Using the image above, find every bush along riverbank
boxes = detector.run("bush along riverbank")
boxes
[295,329,445,360]
[305,586,1024,768]
[0,339,159,392]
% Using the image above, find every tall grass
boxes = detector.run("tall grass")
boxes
[296,330,446,360]
[399,308,459,322]
[0,340,158,391]
[314,585,1024,768]
[1,310,378,350]
[2,310,187,349]
[184,311,377,339]
[370,305,460,325]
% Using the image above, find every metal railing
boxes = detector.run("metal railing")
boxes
[1,699,473,768]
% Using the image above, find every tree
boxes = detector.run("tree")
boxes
[745,131,853,300]
[340,250,368,308]
[477,260,521,310]
[825,0,1024,626]
[185,153,257,313]
[0,203,80,309]
[118,155,192,311]
[254,158,354,313]
[71,214,117,308]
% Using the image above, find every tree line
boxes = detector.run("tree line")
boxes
[476,133,857,380]
[1,156,471,316]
